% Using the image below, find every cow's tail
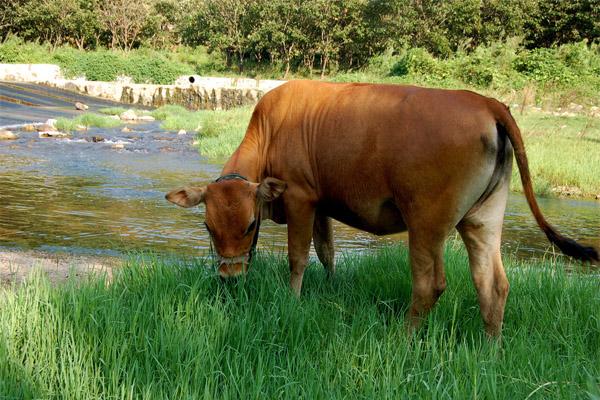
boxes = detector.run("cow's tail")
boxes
[492,100,599,264]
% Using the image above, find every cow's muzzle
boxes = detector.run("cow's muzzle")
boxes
[217,254,250,278]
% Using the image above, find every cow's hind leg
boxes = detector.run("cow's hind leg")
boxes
[313,213,335,278]
[406,228,449,332]
[456,189,510,337]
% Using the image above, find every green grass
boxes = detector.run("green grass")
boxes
[151,105,252,157]
[513,113,600,198]
[97,107,127,116]
[55,113,123,132]
[0,245,599,399]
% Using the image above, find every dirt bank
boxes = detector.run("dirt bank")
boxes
[0,250,118,286]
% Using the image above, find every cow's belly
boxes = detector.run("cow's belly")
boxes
[318,198,407,236]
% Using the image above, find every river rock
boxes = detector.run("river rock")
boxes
[75,102,89,111]
[86,136,105,143]
[120,109,138,121]
[122,127,132,133]
[112,143,125,149]
[22,124,36,132]
[39,131,69,138]
[177,129,187,135]
[0,130,18,140]
[137,115,155,122]
[36,124,56,132]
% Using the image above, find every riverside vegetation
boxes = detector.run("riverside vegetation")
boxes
[0,244,599,399]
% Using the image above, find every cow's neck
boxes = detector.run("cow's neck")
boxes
[221,137,263,183]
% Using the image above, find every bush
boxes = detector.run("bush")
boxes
[122,53,193,84]
[58,50,125,81]
[390,48,449,78]
[513,48,576,85]
[0,36,51,63]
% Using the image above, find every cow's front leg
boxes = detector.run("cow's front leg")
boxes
[285,196,316,296]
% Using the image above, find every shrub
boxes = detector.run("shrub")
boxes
[0,36,51,63]
[513,48,576,85]
[58,50,125,81]
[390,48,449,79]
[122,53,193,85]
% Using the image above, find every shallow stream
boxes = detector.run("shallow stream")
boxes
[1,82,598,262]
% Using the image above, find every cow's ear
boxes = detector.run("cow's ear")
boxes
[165,186,206,208]
[257,177,287,202]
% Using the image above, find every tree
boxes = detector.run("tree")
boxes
[190,0,260,72]
[98,0,152,50]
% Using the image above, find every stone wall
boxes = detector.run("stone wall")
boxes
[0,64,286,110]
[0,64,63,82]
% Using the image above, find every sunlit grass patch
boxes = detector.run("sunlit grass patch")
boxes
[97,107,127,116]
[55,113,122,132]
[0,246,598,398]
[512,113,600,198]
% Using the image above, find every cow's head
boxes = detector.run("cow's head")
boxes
[166,176,286,278]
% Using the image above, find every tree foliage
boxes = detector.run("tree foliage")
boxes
[0,0,598,74]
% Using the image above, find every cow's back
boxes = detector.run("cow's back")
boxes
[259,80,503,233]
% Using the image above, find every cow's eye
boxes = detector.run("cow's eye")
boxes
[244,219,257,236]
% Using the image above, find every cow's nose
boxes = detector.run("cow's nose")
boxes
[218,262,247,278]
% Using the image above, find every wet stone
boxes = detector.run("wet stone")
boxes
[39,131,69,138]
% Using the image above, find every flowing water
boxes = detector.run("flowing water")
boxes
[1,83,598,262]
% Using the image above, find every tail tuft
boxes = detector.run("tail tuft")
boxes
[544,228,600,263]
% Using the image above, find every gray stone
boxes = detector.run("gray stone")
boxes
[75,102,89,111]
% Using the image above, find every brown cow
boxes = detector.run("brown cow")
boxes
[166,80,598,336]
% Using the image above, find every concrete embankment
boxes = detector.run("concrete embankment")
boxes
[0,64,285,110]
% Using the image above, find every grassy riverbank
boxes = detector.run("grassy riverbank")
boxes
[0,245,598,398]
[511,113,600,198]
